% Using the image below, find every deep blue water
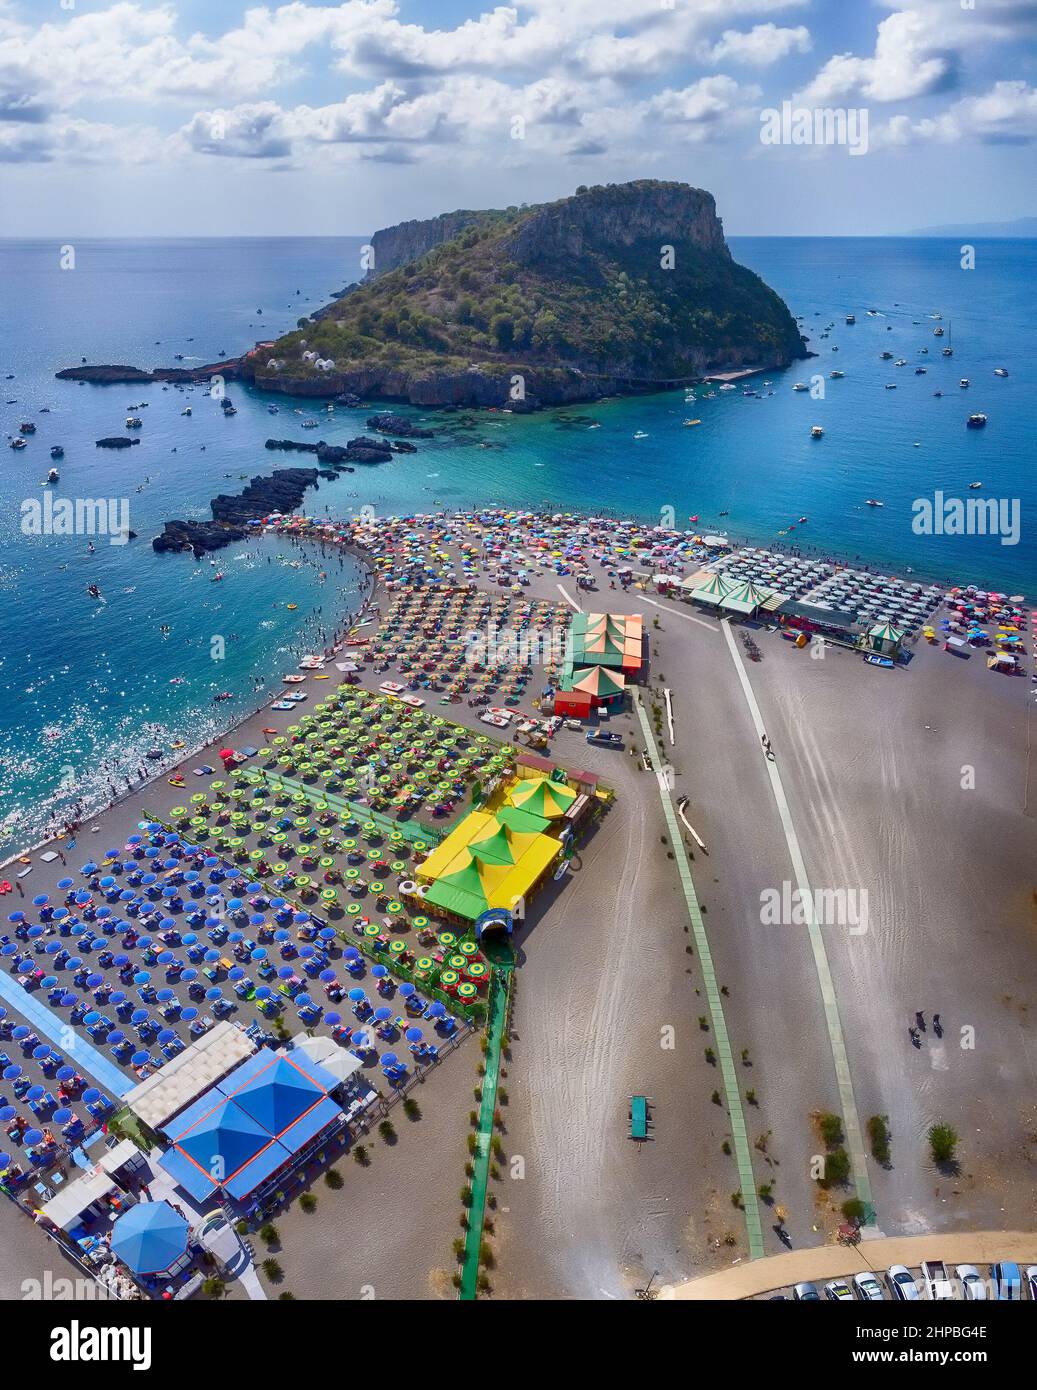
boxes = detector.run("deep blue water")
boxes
[0,235,1033,852]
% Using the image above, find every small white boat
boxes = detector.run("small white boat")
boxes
[933,326,944,337]
[9,437,27,449]
[47,467,59,483]
[959,378,970,388]
[181,406,192,416]
[966,413,987,429]
[126,416,143,428]
[865,499,885,507]
[810,425,824,438]
[829,370,844,379]
[994,367,1009,378]
[792,382,808,392]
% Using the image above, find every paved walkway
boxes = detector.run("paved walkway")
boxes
[459,962,510,1299]
[720,620,874,1216]
[0,965,132,1098]
[634,692,765,1259]
[659,1232,1037,1299]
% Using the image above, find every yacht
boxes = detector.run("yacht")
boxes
[885,383,897,389]
[942,346,954,357]
[880,351,894,360]
[267,404,280,413]
[915,367,927,375]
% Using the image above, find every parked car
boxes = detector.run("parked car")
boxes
[992,1262,1021,1301]
[585,730,623,748]
[793,1282,821,1302]
[886,1266,920,1301]
[955,1265,987,1301]
[1026,1267,1037,1302]
[853,1272,885,1302]
[824,1280,854,1302]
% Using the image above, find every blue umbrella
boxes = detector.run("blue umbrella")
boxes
[157,988,174,1002]
[274,929,290,942]
[141,873,157,886]
[6,912,24,924]
[110,991,126,1004]
[24,1128,44,1147]
[352,1032,368,1048]
[12,1025,30,1040]
[319,927,336,941]
[319,969,336,982]
[2,1065,22,1080]
[158,1029,176,1044]
[57,879,74,890]
[111,1201,189,1275]
[373,1007,392,1022]
[56,1066,75,1081]
[205,987,221,1000]
[84,1012,101,1027]
[182,968,198,982]
[228,967,245,981]
[428,1001,446,1018]
[381,1053,399,1068]
[405,1027,422,1042]
[278,966,294,980]
[348,987,366,1001]
[371,964,388,978]
[87,973,103,988]
[28,925,44,939]
[252,947,267,960]
[299,945,314,959]
[108,1031,125,1044]
[0,1153,11,1168]
[181,1006,198,1021]
[255,986,272,1000]
[182,933,197,946]
[295,995,312,1008]
[158,951,174,965]
[0,1105,16,1122]
[32,894,49,907]
[398,982,416,998]
[131,1052,150,1067]
[134,971,150,985]
[60,993,76,1007]
[52,907,69,921]
[326,1012,341,1026]
[131,1009,148,1024]
[82,1088,100,1104]
[204,949,220,962]
[27,1084,45,1101]
[52,1108,72,1125]
[99,876,116,889]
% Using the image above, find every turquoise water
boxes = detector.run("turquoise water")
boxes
[1,235,1033,851]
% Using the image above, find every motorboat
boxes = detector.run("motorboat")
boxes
[792,382,809,392]
[994,367,1009,377]
[959,378,970,388]
[9,437,27,449]
[966,414,987,428]
[829,370,845,378]
[126,416,143,428]
[865,499,885,507]
[47,467,59,483]
[845,314,856,324]
[50,445,64,458]
[810,425,824,438]
[933,326,944,337]
[181,406,192,416]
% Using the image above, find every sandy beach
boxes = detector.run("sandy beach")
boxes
[1,508,1033,1302]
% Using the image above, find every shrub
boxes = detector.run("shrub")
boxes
[262,1259,283,1282]
[929,1123,958,1164]
[867,1114,891,1164]
[822,1149,851,1187]
[819,1112,844,1147]
[259,1223,278,1245]
[324,1168,343,1190]
[299,1193,317,1213]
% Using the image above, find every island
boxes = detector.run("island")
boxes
[60,180,807,410]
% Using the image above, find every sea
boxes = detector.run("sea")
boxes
[1,234,1033,855]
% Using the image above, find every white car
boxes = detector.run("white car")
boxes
[853,1272,885,1301]
[955,1265,987,1301]
[824,1280,854,1302]
[1027,1267,1037,1301]
[886,1265,920,1301]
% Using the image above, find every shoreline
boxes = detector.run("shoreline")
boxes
[0,539,378,873]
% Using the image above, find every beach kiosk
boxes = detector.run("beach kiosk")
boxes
[862,621,905,659]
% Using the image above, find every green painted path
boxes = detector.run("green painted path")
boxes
[258,769,444,845]
[458,951,512,1299]
[634,692,765,1259]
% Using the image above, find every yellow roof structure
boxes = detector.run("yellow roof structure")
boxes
[417,806,561,920]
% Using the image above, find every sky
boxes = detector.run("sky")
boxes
[0,0,1035,237]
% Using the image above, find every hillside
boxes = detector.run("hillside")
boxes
[249,180,807,406]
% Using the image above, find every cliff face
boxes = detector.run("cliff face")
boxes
[506,181,729,274]
[369,209,507,277]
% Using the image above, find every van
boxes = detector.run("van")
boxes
[992,1262,1021,1301]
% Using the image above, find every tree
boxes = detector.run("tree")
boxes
[490,314,515,351]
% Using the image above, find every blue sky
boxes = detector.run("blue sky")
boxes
[1,0,1035,236]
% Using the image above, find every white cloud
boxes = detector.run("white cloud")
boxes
[796,10,954,105]
[708,24,811,67]
[876,81,1037,147]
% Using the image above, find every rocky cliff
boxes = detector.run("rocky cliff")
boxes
[368,208,508,277]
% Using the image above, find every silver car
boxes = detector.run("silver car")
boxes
[793,1281,821,1301]
[955,1264,987,1301]
[886,1265,921,1301]
[853,1271,885,1301]
[824,1280,854,1302]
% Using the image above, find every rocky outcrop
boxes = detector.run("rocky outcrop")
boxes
[264,436,392,464]
[96,436,140,448]
[365,412,434,439]
[153,468,320,555]
[61,362,239,385]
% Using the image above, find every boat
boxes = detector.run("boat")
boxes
[301,419,318,429]
[211,571,225,582]
[966,413,987,428]
[942,346,954,356]
[798,516,808,524]
[125,416,142,428]
[633,431,649,439]
[969,481,983,488]
[934,391,943,397]
[845,314,856,324]
[959,378,970,388]
[863,654,894,668]
[829,370,844,378]
[885,383,897,389]
[994,367,1009,377]
[865,499,885,507]
[810,425,824,438]
[880,351,893,359]
[718,383,736,392]
[792,382,808,392]
[47,467,59,483]
[915,367,927,374]
[50,445,64,458]
[895,359,907,367]
[683,419,701,427]
[181,406,192,416]
[933,326,944,337]
[9,437,26,450]
[267,404,280,414]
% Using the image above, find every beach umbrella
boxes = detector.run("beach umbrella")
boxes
[111,1201,189,1276]
[28,1084,45,1100]
[52,1108,73,1125]
[2,1065,21,1080]
[348,987,366,1001]
[109,1030,125,1044]
[182,1007,198,1021]
[24,1129,44,1147]
[131,1051,150,1067]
